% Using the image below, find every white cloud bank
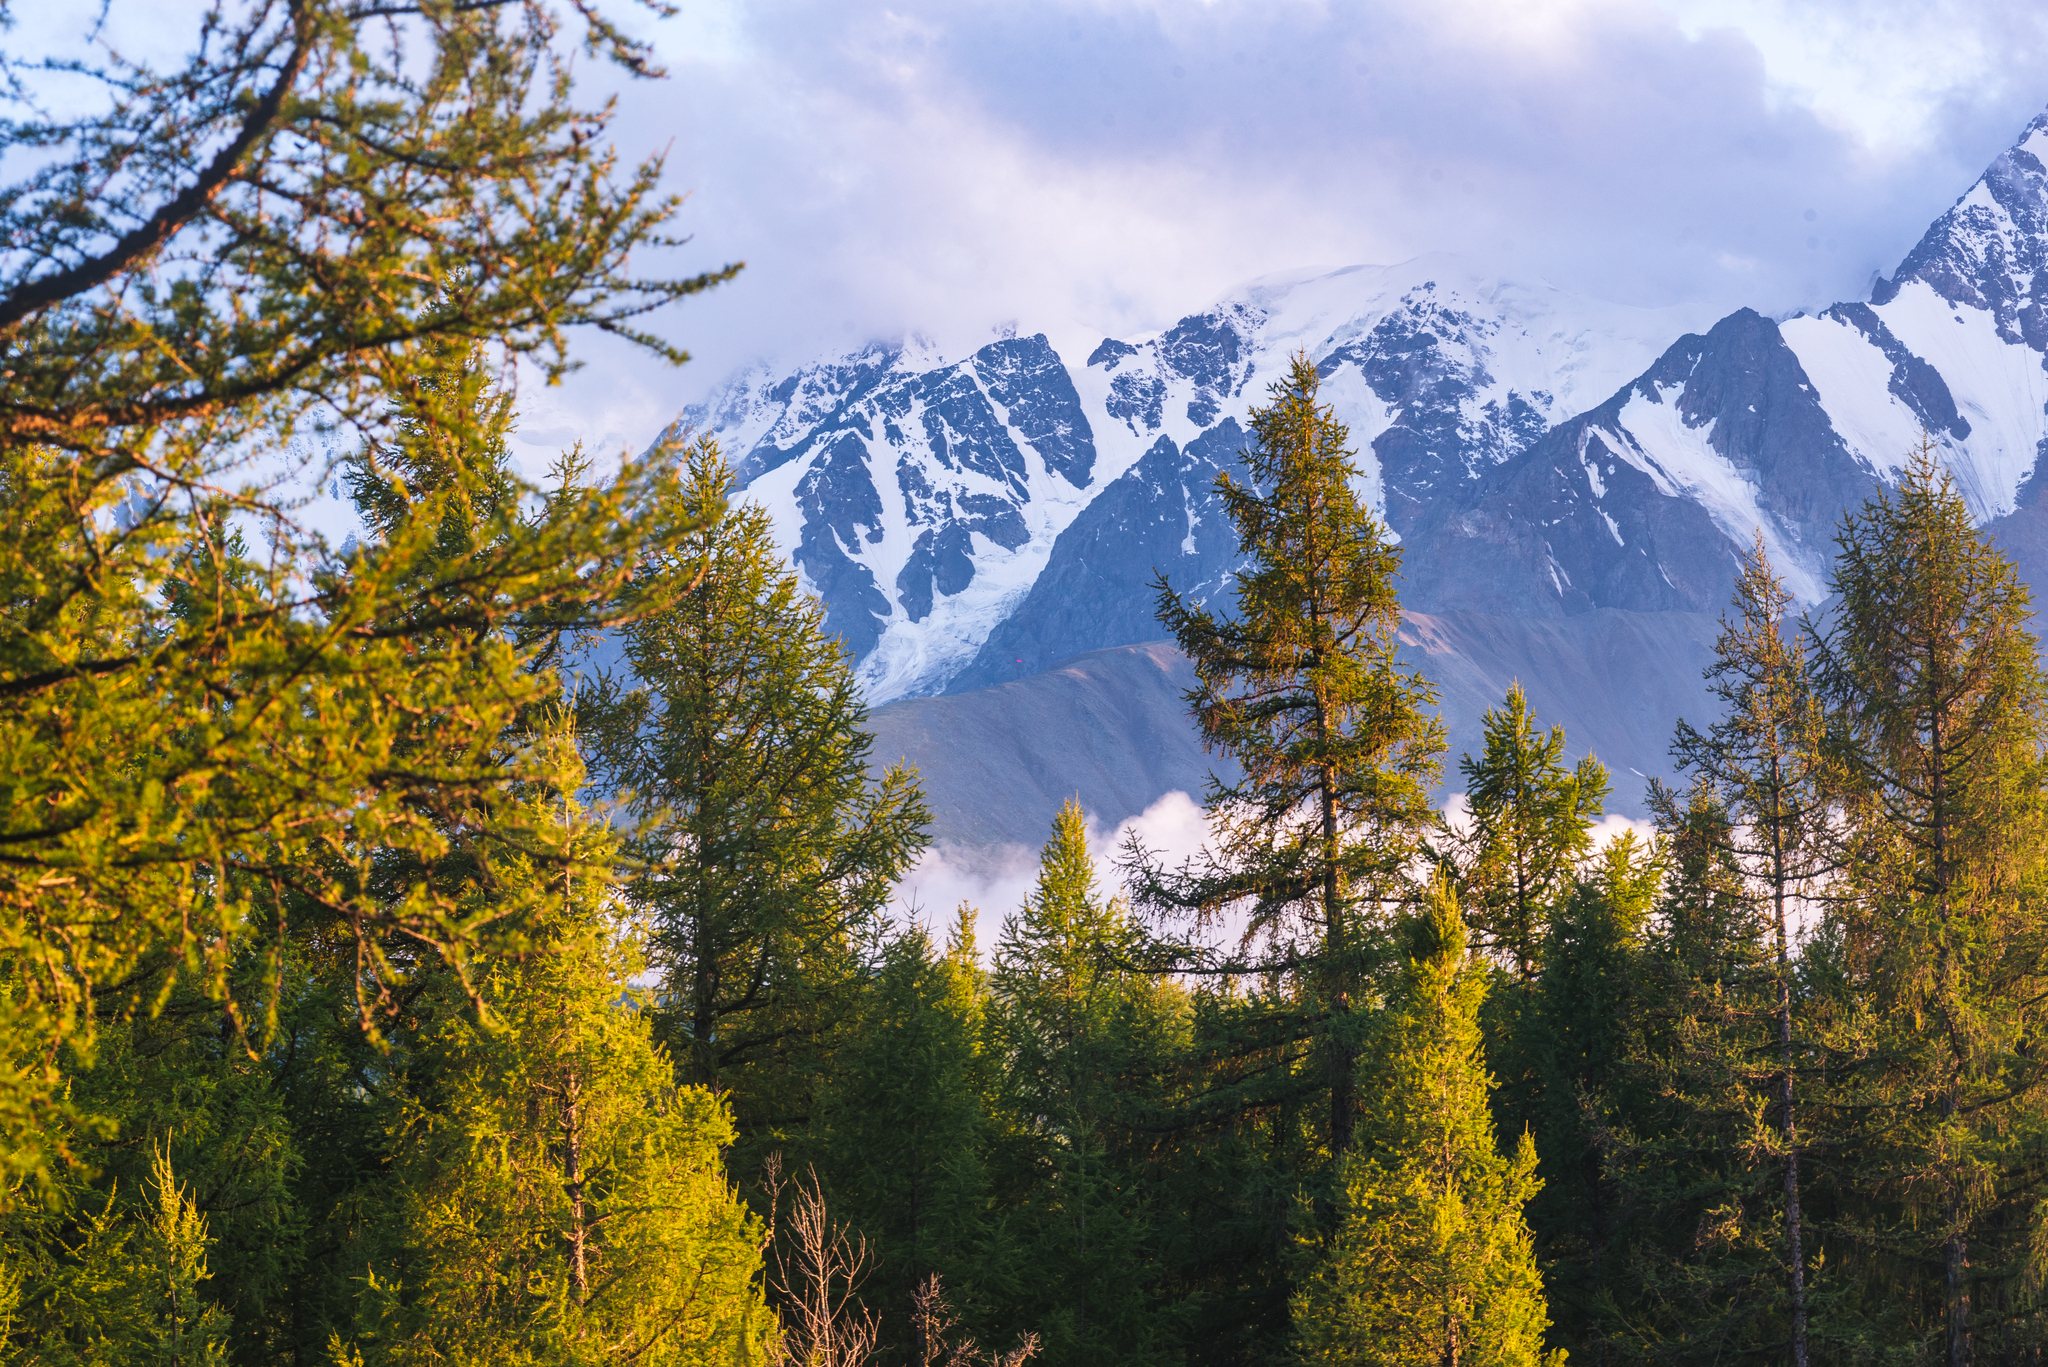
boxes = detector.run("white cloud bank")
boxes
[891,789,1658,950]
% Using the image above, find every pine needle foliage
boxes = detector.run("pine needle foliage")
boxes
[5,1148,236,1365]
[588,439,929,1119]
[1292,876,1561,1367]
[1809,440,2048,1364]
[1136,351,1445,1157]
[992,801,1184,1367]
[0,1,732,1186]
[1454,683,1609,981]
[0,0,732,457]
[340,755,776,1367]
[1656,534,1831,1365]
[816,921,997,1365]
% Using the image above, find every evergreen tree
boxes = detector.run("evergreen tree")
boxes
[1613,780,1818,1363]
[817,918,1000,1363]
[0,0,729,1178]
[341,761,776,1367]
[4,1149,234,1365]
[1136,352,1445,1160]
[1660,534,1832,1365]
[1811,442,2048,1365]
[1454,683,1609,981]
[1523,831,1660,1353]
[589,439,929,1147]
[991,801,1185,1367]
[1292,876,1561,1367]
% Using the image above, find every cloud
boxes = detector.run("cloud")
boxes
[889,788,1212,942]
[30,4,2048,474]
[889,788,1658,960]
[554,0,2048,446]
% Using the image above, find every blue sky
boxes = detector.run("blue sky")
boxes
[17,2,2048,468]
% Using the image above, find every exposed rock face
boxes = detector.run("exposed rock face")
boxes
[872,610,1725,848]
[674,262,1706,701]
[669,107,2048,844]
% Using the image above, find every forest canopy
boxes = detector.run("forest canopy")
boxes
[4,6,2048,1367]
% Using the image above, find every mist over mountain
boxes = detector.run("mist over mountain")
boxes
[666,108,2048,847]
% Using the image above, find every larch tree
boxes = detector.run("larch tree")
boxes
[1453,683,1609,982]
[1662,534,1832,1366]
[991,800,1184,1367]
[0,0,730,1182]
[1811,441,2048,1367]
[1292,876,1561,1367]
[1132,351,1445,1160]
[586,439,929,1143]
[343,740,776,1367]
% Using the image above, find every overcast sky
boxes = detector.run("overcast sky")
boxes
[19,2,2048,468]
[498,0,2048,467]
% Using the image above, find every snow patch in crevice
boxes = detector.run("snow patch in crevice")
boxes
[1873,279,2047,520]
[1606,384,1828,603]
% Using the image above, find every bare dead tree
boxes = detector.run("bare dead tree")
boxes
[763,1155,880,1367]
[911,1274,1040,1367]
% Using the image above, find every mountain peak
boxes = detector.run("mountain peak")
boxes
[1872,106,2048,346]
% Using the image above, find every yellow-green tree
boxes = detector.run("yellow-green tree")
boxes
[1293,877,1560,1367]
[2,1149,234,1365]
[0,0,729,1184]
[340,762,775,1367]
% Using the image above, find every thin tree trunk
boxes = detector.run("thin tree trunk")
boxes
[1771,823,1809,1367]
[564,1063,589,1303]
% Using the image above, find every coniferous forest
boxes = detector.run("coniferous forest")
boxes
[9,6,2048,1366]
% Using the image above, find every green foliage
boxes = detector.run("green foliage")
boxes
[1621,536,1830,1364]
[588,439,928,1138]
[1139,350,1445,1159]
[990,801,1186,1367]
[1520,834,1659,1350]
[338,775,775,1367]
[1809,440,2048,1361]
[0,1,731,457]
[816,920,999,1361]
[0,0,730,1183]
[6,1149,235,1365]
[1293,876,1561,1367]
[1454,683,1609,980]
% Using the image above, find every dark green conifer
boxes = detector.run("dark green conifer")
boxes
[817,919,1000,1363]
[1455,683,1609,982]
[1653,534,1831,1365]
[992,801,1185,1367]
[588,438,929,1143]
[1810,441,2048,1365]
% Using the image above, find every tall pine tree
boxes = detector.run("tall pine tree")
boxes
[588,438,929,1150]
[340,745,775,1367]
[816,917,1002,1364]
[1136,351,1445,1160]
[1812,442,2048,1365]
[991,801,1185,1367]
[1661,534,1831,1365]
[1453,683,1609,982]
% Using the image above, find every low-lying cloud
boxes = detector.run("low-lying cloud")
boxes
[891,789,1659,956]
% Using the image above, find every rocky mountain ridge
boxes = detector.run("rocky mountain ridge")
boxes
[663,108,2048,843]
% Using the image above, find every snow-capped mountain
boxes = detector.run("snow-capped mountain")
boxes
[656,106,2048,840]
[669,260,1714,701]
[1404,112,2048,626]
